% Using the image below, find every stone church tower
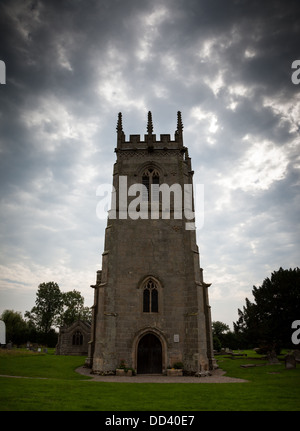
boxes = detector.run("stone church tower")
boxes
[87,112,215,374]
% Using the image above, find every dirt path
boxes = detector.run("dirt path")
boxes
[75,367,248,383]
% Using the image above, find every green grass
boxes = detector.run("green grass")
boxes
[1,349,300,411]
[0,348,89,380]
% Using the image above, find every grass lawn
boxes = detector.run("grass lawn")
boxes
[0,349,299,411]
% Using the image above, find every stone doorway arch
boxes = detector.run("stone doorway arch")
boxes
[137,333,162,374]
[133,328,167,374]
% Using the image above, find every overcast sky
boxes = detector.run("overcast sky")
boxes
[0,0,299,329]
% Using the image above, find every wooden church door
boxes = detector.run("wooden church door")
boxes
[137,333,162,374]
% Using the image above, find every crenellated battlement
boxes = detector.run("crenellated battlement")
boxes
[119,133,175,145]
[116,111,184,150]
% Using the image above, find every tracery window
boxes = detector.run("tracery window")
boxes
[72,330,83,346]
[143,278,158,313]
[142,168,160,202]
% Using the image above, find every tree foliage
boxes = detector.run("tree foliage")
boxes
[0,310,29,345]
[212,321,230,338]
[212,321,241,350]
[24,282,91,345]
[25,282,63,334]
[234,267,300,350]
[60,290,92,326]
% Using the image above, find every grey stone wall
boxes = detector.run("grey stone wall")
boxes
[88,113,215,374]
[56,320,91,356]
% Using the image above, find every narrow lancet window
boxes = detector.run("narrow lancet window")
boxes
[72,330,83,345]
[142,175,149,201]
[142,168,160,202]
[143,279,159,313]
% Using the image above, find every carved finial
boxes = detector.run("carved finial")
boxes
[147,111,153,134]
[116,112,123,133]
[177,111,183,133]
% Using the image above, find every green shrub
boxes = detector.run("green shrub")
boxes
[213,335,222,351]
[173,362,184,369]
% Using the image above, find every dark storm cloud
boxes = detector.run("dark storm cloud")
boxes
[0,0,299,326]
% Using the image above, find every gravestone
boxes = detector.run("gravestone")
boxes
[293,350,300,363]
[267,350,280,364]
[285,354,296,369]
[0,320,5,345]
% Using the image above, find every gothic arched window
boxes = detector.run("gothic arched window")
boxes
[142,168,160,202]
[143,278,159,313]
[72,330,83,346]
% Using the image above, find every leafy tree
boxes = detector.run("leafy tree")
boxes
[212,321,229,351]
[0,310,29,345]
[25,282,63,336]
[234,267,300,350]
[60,290,92,326]
[25,282,91,345]
[212,321,241,350]
[213,335,222,351]
[212,321,230,338]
